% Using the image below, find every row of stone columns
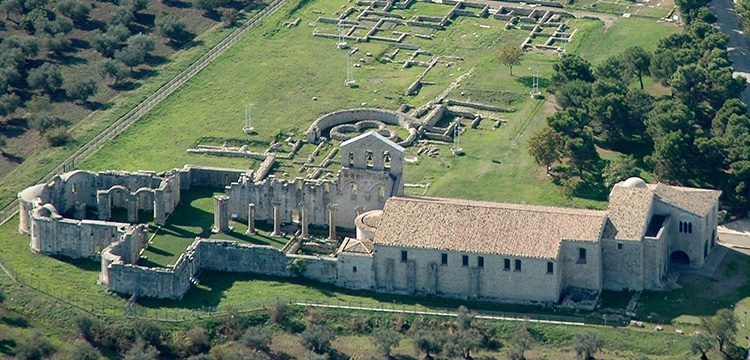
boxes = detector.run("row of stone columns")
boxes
[215,198,340,241]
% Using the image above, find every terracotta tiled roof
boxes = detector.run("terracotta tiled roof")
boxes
[338,237,373,254]
[605,186,654,240]
[373,196,607,259]
[652,183,721,217]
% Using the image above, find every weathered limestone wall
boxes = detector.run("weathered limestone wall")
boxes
[559,240,601,292]
[178,165,248,189]
[305,108,418,144]
[337,253,375,290]
[643,226,670,289]
[31,215,128,259]
[653,200,711,268]
[373,245,562,303]
[601,239,643,291]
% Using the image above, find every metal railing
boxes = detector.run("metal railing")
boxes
[0,0,289,227]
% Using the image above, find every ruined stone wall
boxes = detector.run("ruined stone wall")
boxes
[30,212,130,259]
[178,165,248,189]
[372,245,562,303]
[100,238,355,299]
[559,240,601,292]
[305,108,418,144]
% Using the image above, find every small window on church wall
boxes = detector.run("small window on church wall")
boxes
[441,253,448,265]
[366,151,374,168]
[72,183,78,194]
[504,259,510,271]
[353,266,357,273]
[547,262,554,274]
[379,187,385,199]
[617,243,623,250]
[349,152,354,165]
[477,256,484,268]
[515,259,522,271]
[351,185,358,200]
[384,151,391,168]
[688,222,692,233]
[578,248,587,264]
[401,251,408,263]
[462,255,469,267]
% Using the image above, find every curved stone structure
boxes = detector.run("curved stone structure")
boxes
[305,108,419,147]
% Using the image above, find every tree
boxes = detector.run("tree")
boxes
[689,332,714,360]
[446,328,482,360]
[74,315,99,342]
[57,0,90,25]
[507,322,534,360]
[671,64,709,110]
[66,77,98,103]
[71,342,101,360]
[496,43,524,76]
[594,55,628,82]
[621,46,651,90]
[268,298,290,325]
[0,93,20,117]
[241,325,273,353]
[3,34,40,56]
[221,8,237,26]
[300,325,335,354]
[647,130,697,185]
[115,44,145,70]
[155,14,188,42]
[127,32,155,53]
[97,59,130,85]
[124,339,159,360]
[528,126,563,174]
[1,0,23,21]
[15,331,55,360]
[371,328,400,357]
[603,155,640,188]
[573,331,603,360]
[554,80,591,110]
[411,330,444,360]
[565,130,601,177]
[29,111,56,134]
[645,99,696,143]
[120,0,147,12]
[89,30,119,58]
[106,5,135,27]
[27,62,63,93]
[550,54,594,91]
[701,308,739,356]
[185,327,210,354]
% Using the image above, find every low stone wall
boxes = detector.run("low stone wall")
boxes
[305,108,419,144]
[100,237,360,299]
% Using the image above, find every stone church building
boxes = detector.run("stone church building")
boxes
[17,131,721,303]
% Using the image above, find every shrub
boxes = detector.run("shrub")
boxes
[74,315,99,342]
[57,0,90,24]
[155,14,187,41]
[15,331,55,360]
[66,77,98,103]
[27,62,63,93]
[300,325,335,354]
[44,126,71,146]
[241,325,272,353]
[185,326,210,353]
[71,341,101,360]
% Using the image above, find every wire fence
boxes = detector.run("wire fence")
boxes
[0,0,289,228]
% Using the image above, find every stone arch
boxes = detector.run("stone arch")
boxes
[670,250,690,265]
[108,186,131,209]
[134,188,154,212]
[61,170,97,213]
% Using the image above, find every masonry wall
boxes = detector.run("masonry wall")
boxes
[653,200,709,268]
[337,253,375,290]
[601,239,643,291]
[31,215,128,259]
[559,240,601,292]
[373,245,562,303]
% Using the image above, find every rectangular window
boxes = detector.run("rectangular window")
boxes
[515,259,522,271]
[441,253,448,265]
[617,243,623,250]
[478,256,484,268]
[578,248,587,264]
[401,251,408,263]
[547,261,554,274]
[353,266,357,273]
[504,259,510,271]
[462,255,469,267]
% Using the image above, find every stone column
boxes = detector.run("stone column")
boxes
[327,203,337,240]
[299,201,309,239]
[246,203,256,235]
[271,200,282,237]
[154,189,165,226]
[212,195,230,233]
[126,195,137,223]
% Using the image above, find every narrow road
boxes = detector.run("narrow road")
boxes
[709,0,750,107]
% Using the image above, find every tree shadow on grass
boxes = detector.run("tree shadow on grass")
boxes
[515,76,550,89]
[145,54,169,67]
[82,101,111,111]
[163,0,192,8]
[165,32,197,51]
[132,68,158,80]
[1,152,24,164]
[1,118,28,138]
[69,38,91,50]
[134,12,156,27]
[49,52,88,66]
[110,81,141,91]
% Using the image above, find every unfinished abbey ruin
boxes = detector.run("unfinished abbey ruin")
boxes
[18,131,722,304]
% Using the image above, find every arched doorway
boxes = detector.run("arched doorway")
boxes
[670,251,690,265]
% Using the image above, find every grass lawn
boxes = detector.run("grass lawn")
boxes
[140,187,288,267]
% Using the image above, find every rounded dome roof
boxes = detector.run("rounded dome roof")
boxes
[622,177,647,188]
